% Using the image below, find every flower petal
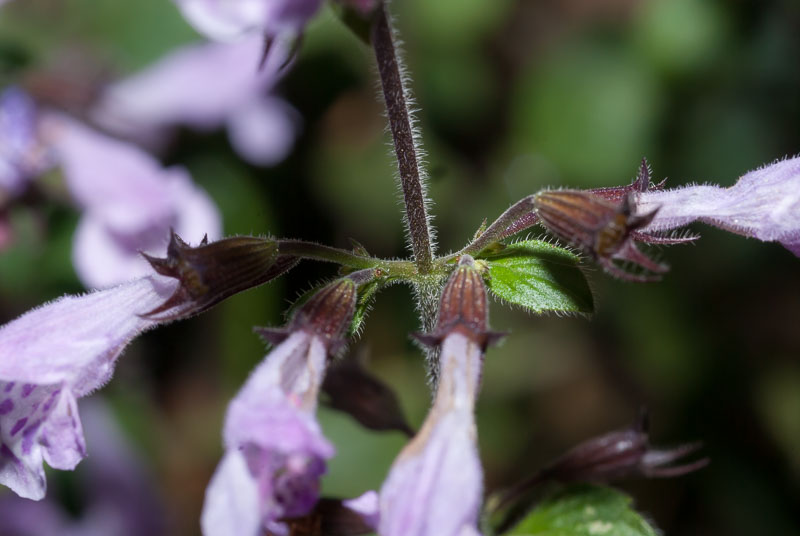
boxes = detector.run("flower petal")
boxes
[173,0,322,41]
[42,114,221,288]
[0,87,48,195]
[203,332,335,535]
[226,97,298,166]
[342,490,380,530]
[0,275,183,499]
[0,276,177,389]
[94,37,285,133]
[201,450,262,536]
[379,332,484,536]
[637,157,800,255]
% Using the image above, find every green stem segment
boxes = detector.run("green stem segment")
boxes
[277,239,416,277]
[371,4,433,273]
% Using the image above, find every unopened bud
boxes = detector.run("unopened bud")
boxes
[414,255,504,349]
[259,279,358,351]
[141,231,297,320]
[490,411,708,533]
[540,411,708,482]
[438,255,488,335]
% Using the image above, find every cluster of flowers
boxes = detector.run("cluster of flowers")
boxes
[1,0,799,535]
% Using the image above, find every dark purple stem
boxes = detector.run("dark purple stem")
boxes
[371,4,433,273]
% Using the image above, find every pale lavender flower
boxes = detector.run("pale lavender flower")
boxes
[0,398,166,536]
[0,274,182,500]
[379,331,484,536]
[342,490,380,530]
[379,256,492,536]
[40,113,221,289]
[202,279,357,536]
[93,36,298,166]
[173,0,322,41]
[637,156,800,256]
[0,87,49,196]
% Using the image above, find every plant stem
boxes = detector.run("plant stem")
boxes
[277,239,416,276]
[450,195,539,259]
[371,4,433,273]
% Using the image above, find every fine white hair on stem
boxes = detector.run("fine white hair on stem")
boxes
[383,2,436,257]
[372,1,435,270]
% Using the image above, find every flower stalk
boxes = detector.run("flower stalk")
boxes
[371,3,433,274]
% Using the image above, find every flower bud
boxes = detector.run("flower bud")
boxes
[491,410,708,529]
[415,255,504,349]
[141,231,296,320]
[258,278,358,352]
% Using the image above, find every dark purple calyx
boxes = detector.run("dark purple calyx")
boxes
[414,255,505,350]
[257,278,358,352]
[275,497,375,536]
[141,230,298,321]
[534,187,672,282]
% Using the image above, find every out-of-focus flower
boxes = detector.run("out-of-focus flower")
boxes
[489,411,707,534]
[0,275,180,500]
[202,278,358,536]
[637,156,800,256]
[514,411,707,493]
[93,36,298,166]
[173,0,322,41]
[0,87,49,197]
[0,398,166,536]
[379,256,493,536]
[40,113,221,289]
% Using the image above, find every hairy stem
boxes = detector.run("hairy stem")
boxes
[371,4,433,273]
[446,195,539,261]
[277,239,416,276]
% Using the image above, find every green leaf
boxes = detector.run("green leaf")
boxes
[508,484,658,536]
[348,279,381,337]
[483,240,593,314]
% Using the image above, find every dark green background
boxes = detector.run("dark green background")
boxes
[1,0,798,534]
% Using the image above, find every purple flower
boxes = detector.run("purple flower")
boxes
[202,279,358,536]
[40,113,221,289]
[0,87,49,197]
[636,156,800,256]
[173,0,323,41]
[0,274,182,500]
[0,398,166,536]
[379,331,484,536]
[342,490,380,531]
[379,257,493,536]
[93,36,298,166]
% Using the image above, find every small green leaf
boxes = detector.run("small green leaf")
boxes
[348,279,381,337]
[508,484,658,536]
[483,240,593,314]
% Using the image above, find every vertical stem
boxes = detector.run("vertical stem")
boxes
[371,4,433,273]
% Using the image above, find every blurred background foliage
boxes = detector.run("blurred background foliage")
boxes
[1,0,799,534]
